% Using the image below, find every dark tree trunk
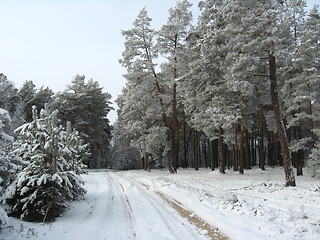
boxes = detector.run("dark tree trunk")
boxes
[212,139,219,170]
[251,128,257,167]
[143,151,149,171]
[245,129,251,169]
[171,82,179,172]
[259,105,266,170]
[233,123,238,171]
[204,139,209,168]
[267,131,274,166]
[183,116,188,168]
[239,121,245,174]
[269,53,296,187]
[168,151,176,173]
[209,140,215,171]
[297,125,304,176]
[219,127,225,174]
[194,130,200,171]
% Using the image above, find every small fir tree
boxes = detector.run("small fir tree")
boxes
[2,106,86,222]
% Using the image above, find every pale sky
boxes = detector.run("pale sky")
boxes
[0,0,318,123]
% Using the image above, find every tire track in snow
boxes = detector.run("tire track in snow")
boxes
[117,173,228,240]
[110,172,211,240]
[102,172,137,239]
[103,173,137,239]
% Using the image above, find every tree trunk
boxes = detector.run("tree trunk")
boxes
[142,148,149,171]
[167,150,176,173]
[213,139,219,170]
[183,116,188,168]
[245,129,252,169]
[171,82,179,172]
[194,130,200,171]
[239,120,245,174]
[204,139,209,168]
[267,131,275,166]
[297,125,304,176]
[269,53,296,187]
[259,105,266,170]
[251,128,256,168]
[233,123,238,171]
[209,140,215,171]
[218,127,225,174]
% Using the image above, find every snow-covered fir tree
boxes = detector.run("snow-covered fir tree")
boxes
[2,106,86,222]
[17,80,37,123]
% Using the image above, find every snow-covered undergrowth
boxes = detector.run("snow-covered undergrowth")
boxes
[122,167,320,240]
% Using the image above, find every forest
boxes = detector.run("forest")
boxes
[114,0,320,187]
[0,0,319,227]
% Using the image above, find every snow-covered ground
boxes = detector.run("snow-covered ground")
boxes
[122,167,320,240]
[0,171,210,240]
[1,167,320,240]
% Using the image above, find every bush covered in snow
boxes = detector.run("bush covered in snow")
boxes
[2,106,87,222]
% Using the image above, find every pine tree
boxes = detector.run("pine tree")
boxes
[157,0,193,172]
[0,74,19,116]
[53,75,112,168]
[17,80,37,123]
[119,8,171,170]
[0,74,23,135]
[2,106,86,222]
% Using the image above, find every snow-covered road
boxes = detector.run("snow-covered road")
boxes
[4,168,318,240]
[2,171,212,240]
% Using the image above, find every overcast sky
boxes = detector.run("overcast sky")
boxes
[0,0,318,123]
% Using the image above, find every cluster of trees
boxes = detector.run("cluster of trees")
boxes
[114,0,320,186]
[0,74,113,222]
[0,74,113,168]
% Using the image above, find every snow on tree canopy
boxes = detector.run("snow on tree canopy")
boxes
[2,106,87,222]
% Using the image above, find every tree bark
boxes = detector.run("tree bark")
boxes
[213,139,219,170]
[219,126,225,174]
[233,123,238,171]
[269,53,296,187]
[183,116,188,168]
[245,129,251,169]
[194,130,200,171]
[259,105,266,170]
[171,82,179,172]
[239,120,245,174]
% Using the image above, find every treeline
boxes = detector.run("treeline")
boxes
[113,0,320,185]
[0,74,113,168]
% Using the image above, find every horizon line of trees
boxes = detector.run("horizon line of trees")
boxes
[113,0,320,186]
